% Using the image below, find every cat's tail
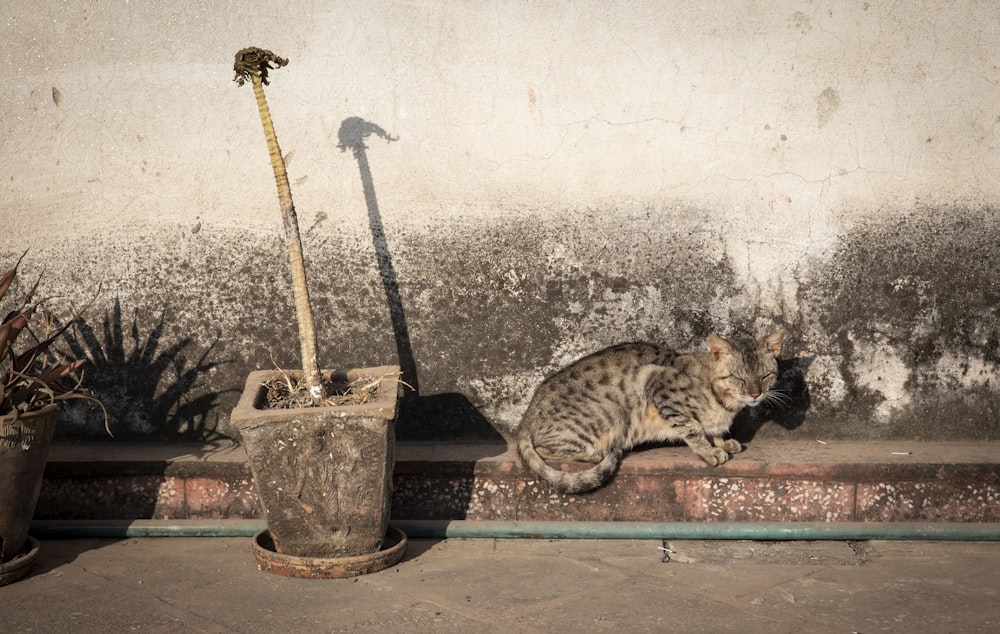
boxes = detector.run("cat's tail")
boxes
[516,432,622,494]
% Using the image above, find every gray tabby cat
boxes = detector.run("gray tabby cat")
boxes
[516,329,786,493]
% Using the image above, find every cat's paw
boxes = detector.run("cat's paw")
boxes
[718,438,742,454]
[696,447,731,467]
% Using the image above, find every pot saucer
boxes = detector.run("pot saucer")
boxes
[251,527,406,578]
[0,535,40,586]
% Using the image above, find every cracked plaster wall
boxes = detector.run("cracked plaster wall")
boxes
[2,2,999,442]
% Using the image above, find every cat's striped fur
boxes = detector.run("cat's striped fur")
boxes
[516,330,786,493]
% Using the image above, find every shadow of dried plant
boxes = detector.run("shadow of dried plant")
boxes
[336,116,505,443]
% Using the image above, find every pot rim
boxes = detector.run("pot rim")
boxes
[232,365,401,424]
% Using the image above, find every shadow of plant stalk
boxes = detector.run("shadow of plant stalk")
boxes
[336,117,416,396]
[60,298,234,441]
[333,118,506,442]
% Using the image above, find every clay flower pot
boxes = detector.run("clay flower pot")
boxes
[0,256,104,585]
[231,49,404,576]
[231,366,401,562]
[0,405,57,584]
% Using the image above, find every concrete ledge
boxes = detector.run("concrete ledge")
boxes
[37,441,1000,523]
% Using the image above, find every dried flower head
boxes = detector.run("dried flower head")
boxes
[233,47,289,87]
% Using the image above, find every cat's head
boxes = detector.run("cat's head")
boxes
[707,329,786,410]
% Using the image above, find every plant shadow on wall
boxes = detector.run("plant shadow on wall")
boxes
[336,117,505,519]
[336,117,503,440]
[58,298,235,441]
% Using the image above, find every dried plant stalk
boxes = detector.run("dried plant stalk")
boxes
[234,47,325,404]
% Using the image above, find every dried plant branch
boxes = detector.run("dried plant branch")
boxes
[1,255,109,434]
[234,47,325,405]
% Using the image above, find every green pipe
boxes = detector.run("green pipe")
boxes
[30,519,1000,541]
[395,520,1000,541]
[30,519,266,539]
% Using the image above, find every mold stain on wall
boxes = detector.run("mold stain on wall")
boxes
[392,209,759,436]
[10,205,996,443]
[794,206,1000,440]
[7,205,770,441]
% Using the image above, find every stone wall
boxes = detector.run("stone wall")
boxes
[2,2,998,441]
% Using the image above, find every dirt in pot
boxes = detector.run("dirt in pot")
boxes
[258,369,406,410]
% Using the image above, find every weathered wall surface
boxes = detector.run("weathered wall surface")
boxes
[2,2,998,442]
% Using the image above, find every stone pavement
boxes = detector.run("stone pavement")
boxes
[3,536,999,632]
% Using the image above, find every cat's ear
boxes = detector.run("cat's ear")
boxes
[761,328,786,357]
[708,334,733,360]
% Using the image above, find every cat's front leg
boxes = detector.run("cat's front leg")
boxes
[678,428,731,466]
[647,383,732,466]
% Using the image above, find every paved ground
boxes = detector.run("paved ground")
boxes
[3,536,999,632]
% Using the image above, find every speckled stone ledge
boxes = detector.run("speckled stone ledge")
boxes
[36,441,1000,523]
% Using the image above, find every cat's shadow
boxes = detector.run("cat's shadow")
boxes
[731,355,813,443]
